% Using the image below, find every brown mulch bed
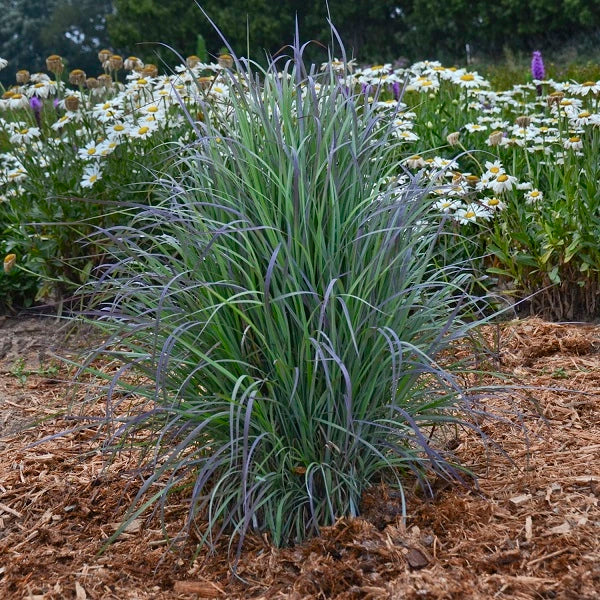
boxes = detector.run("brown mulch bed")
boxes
[0,316,599,599]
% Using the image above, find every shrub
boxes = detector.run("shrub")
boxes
[81,34,491,552]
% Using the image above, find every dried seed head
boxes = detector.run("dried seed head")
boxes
[515,115,531,128]
[124,56,143,71]
[446,131,460,146]
[186,55,201,68]
[97,74,113,88]
[98,49,112,64]
[64,95,80,112]
[46,54,64,74]
[3,254,16,274]
[16,69,30,84]
[488,130,504,146]
[217,53,234,69]
[547,91,564,107]
[141,64,158,78]
[197,76,214,89]
[69,69,86,86]
[85,77,99,89]
[109,55,123,71]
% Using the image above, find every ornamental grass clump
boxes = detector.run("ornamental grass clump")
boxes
[82,36,492,551]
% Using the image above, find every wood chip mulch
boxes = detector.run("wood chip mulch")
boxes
[0,317,599,599]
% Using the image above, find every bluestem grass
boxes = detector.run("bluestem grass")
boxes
[79,31,493,554]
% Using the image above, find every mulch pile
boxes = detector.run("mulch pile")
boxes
[0,317,599,599]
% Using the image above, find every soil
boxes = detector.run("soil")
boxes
[0,316,599,599]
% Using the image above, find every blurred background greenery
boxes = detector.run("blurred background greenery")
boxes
[1,0,600,86]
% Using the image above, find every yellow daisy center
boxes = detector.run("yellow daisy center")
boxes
[460,74,474,81]
[138,126,149,135]
[497,174,508,182]
[87,147,96,155]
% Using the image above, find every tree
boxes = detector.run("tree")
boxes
[107,1,406,67]
[0,0,113,86]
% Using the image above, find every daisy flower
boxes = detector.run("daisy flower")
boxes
[129,122,158,140]
[525,189,543,204]
[464,123,487,133]
[569,80,600,96]
[434,198,461,213]
[6,93,29,109]
[452,70,490,89]
[490,173,518,194]
[455,203,492,224]
[563,135,583,150]
[78,140,101,161]
[482,196,505,211]
[393,129,419,142]
[484,160,504,177]
[80,164,103,189]
[9,127,41,145]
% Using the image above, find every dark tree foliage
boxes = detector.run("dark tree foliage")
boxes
[2,0,599,85]
[402,0,600,61]
[106,0,406,66]
[107,0,600,67]
[0,0,113,86]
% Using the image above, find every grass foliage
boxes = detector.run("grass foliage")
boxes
[82,36,491,551]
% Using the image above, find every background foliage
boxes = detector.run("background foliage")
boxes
[2,1,599,85]
[0,0,113,85]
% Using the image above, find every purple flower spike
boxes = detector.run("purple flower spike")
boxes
[29,96,42,112]
[392,81,401,100]
[531,51,545,81]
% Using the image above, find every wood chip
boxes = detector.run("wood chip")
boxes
[0,502,23,518]
[173,581,224,596]
[75,581,87,600]
[571,475,600,484]
[509,493,532,506]
[405,546,430,569]
[525,516,533,541]
[547,522,571,535]
[110,518,143,533]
